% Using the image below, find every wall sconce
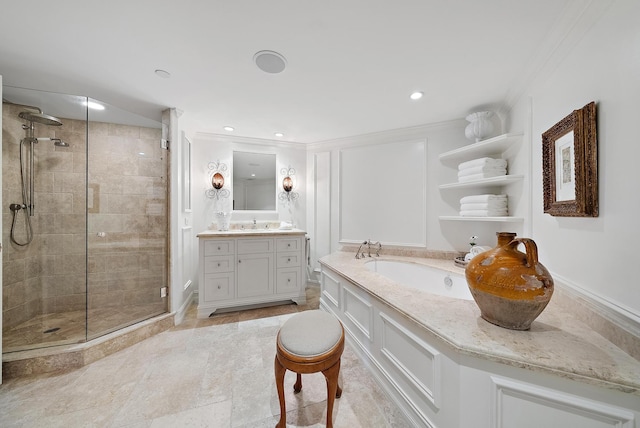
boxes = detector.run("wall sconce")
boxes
[278,167,299,203]
[212,172,225,190]
[206,160,230,200]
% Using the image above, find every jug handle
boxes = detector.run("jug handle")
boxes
[509,238,538,268]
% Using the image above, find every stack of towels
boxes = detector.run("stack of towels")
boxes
[459,194,508,217]
[458,157,507,182]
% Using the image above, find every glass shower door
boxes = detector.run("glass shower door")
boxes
[86,101,168,339]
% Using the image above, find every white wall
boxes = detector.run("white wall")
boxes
[305,120,523,271]
[508,0,640,318]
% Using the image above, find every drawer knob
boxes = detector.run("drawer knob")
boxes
[238,260,242,263]
[287,279,291,283]
[217,263,221,267]
[287,258,291,262]
[217,246,221,250]
[217,284,221,289]
[287,243,291,247]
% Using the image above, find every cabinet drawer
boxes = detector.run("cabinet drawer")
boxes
[276,238,301,252]
[203,255,234,274]
[276,252,301,268]
[276,269,299,294]
[203,273,235,302]
[237,238,273,254]
[204,240,235,256]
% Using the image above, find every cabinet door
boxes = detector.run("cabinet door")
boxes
[204,240,235,256]
[203,255,234,274]
[276,268,299,294]
[237,253,274,298]
[203,272,235,302]
[276,237,301,252]
[276,252,301,268]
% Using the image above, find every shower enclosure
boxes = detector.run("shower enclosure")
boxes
[2,86,168,353]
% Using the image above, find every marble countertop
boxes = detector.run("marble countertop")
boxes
[320,251,640,396]
[197,228,306,238]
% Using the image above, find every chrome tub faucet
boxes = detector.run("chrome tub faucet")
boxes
[355,240,382,259]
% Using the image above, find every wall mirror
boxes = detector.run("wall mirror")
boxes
[232,151,277,211]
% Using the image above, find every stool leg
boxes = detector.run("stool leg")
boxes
[322,359,342,428]
[274,356,287,428]
[294,373,302,393]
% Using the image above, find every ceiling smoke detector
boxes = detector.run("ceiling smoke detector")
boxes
[254,50,287,74]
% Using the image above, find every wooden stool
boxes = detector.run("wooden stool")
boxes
[275,310,345,428]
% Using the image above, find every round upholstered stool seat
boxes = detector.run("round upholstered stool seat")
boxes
[275,310,345,428]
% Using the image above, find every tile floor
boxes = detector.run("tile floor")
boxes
[0,285,411,427]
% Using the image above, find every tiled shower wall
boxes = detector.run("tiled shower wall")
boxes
[2,103,167,335]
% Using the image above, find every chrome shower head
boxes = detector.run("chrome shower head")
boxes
[52,139,69,147]
[18,111,63,126]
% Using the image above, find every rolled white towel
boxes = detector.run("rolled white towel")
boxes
[458,157,507,170]
[458,166,506,178]
[460,194,507,204]
[459,209,508,217]
[458,171,506,182]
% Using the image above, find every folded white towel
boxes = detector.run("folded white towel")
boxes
[458,166,507,178]
[460,194,507,204]
[460,202,507,211]
[459,209,508,217]
[458,157,507,170]
[458,171,506,182]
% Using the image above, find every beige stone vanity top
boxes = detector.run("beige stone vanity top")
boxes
[320,251,640,395]
[197,228,306,238]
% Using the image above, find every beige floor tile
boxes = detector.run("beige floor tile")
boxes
[0,285,410,427]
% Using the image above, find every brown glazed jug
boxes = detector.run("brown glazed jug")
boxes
[465,232,554,330]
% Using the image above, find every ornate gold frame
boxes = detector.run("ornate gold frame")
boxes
[542,101,598,217]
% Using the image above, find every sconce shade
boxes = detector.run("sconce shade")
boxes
[283,176,293,192]
[212,173,225,190]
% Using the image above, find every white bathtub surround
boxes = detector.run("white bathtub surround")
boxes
[319,251,640,427]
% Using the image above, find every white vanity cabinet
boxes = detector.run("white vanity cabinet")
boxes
[197,230,307,318]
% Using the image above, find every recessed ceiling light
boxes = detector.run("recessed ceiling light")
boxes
[155,69,171,78]
[251,173,256,177]
[274,132,284,137]
[410,91,424,100]
[84,100,105,110]
[254,50,287,74]
[223,126,235,132]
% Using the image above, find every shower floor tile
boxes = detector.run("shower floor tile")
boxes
[2,303,166,353]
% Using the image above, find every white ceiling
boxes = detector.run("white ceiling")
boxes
[0,0,578,144]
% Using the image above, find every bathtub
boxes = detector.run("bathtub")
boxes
[365,259,473,300]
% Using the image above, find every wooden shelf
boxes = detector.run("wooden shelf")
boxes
[439,174,524,190]
[439,216,524,222]
[439,133,523,163]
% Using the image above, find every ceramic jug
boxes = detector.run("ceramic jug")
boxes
[465,232,554,330]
